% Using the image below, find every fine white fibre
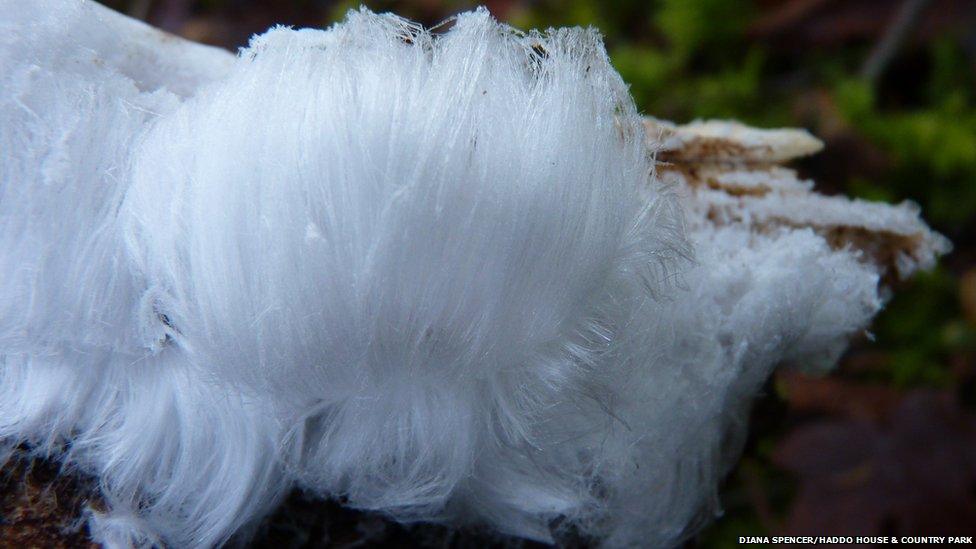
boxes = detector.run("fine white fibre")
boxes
[0,1,947,548]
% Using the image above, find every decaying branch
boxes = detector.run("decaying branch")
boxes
[648,118,949,280]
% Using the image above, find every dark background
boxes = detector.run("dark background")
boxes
[97,0,976,546]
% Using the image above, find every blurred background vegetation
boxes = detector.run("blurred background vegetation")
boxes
[104,0,976,545]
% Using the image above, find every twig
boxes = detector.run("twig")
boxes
[860,0,933,83]
[749,0,835,37]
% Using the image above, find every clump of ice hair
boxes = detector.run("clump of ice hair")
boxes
[0,1,947,547]
[122,4,684,534]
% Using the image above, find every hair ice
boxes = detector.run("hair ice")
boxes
[0,1,948,547]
